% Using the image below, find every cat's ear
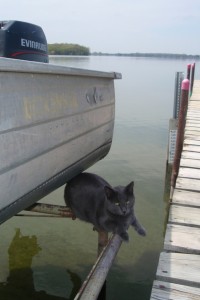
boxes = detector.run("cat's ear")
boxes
[104,186,116,200]
[126,181,134,195]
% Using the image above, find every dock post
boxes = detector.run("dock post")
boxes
[170,79,190,198]
[186,64,191,80]
[190,63,195,96]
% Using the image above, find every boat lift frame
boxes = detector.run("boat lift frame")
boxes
[17,203,123,300]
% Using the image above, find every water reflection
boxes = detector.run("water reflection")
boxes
[108,250,159,300]
[0,229,81,299]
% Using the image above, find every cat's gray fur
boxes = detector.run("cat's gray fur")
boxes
[64,172,146,241]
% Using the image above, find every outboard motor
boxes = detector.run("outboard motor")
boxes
[0,20,49,63]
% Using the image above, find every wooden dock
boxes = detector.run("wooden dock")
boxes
[150,80,200,299]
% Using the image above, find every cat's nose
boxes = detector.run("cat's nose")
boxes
[122,209,126,215]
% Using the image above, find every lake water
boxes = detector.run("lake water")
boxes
[0,56,199,300]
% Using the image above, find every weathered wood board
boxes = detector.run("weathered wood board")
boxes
[176,177,200,192]
[156,252,200,288]
[185,136,200,143]
[151,280,200,300]
[183,145,200,152]
[169,205,200,227]
[186,123,200,129]
[172,189,200,207]
[178,167,200,179]
[164,224,200,254]
[180,158,200,169]
[186,124,200,129]
[181,151,200,160]
[185,130,200,136]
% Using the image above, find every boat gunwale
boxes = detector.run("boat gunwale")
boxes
[0,57,122,79]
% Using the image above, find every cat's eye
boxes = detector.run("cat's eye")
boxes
[115,202,120,206]
[126,200,130,204]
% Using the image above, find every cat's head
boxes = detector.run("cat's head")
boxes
[104,181,134,216]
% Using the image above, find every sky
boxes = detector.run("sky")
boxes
[2,0,200,54]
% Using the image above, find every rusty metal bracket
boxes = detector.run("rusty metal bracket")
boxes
[16,202,75,219]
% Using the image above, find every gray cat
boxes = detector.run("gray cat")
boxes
[64,172,146,241]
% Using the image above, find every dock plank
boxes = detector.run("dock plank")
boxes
[164,224,200,254]
[187,111,200,114]
[180,158,200,169]
[188,103,200,108]
[178,167,200,179]
[186,122,200,127]
[186,126,200,131]
[187,115,200,120]
[184,138,200,145]
[173,189,200,207]
[183,144,200,152]
[176,177,200,192]
[187,109,200,113]
[151,280,200,300]
[181,151,200,160]
[185,130,200,136]
[188,119,200,123]
[186,120,200,124]
[156,252,200,288]
[169,205,200,227]
[187,115,200,119]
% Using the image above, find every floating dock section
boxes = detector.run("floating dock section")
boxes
[150,80,200,299]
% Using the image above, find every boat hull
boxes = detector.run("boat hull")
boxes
[0,58,121,224]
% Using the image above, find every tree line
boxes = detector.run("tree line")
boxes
[47,44,199,59]
[48,43,90,55]
[92,52,200,59]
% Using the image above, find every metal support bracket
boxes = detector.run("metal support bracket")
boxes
[16,202,75,219]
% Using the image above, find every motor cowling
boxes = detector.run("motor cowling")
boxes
[0,20,49,63]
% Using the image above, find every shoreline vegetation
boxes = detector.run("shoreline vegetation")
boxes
[48,43,200,59]
[48,43,90,55]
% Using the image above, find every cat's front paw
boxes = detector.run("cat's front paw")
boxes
[118,232,129,242]
[136,226,146,236]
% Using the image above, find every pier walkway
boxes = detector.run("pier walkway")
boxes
[150,80,200,299]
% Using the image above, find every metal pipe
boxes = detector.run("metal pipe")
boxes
[24,203,75,218]
[97,231,109,300]
[170,79,190,198]
[74,234,122,300]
